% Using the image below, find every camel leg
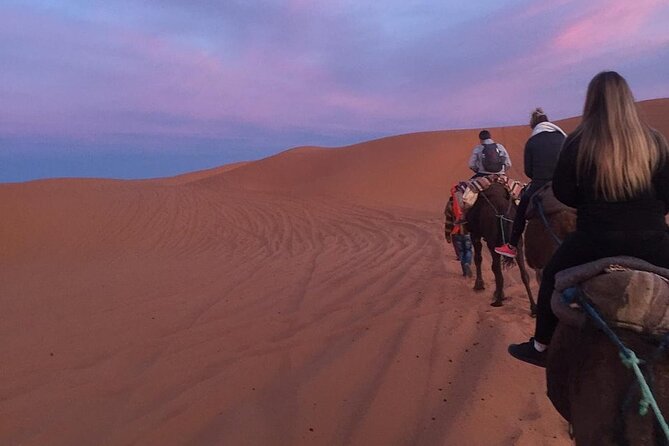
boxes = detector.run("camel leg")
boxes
[489,244,504,307]
[473,237,485,291]
[515,243,536,316]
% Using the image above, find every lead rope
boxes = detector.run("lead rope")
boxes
[562,287,669,441]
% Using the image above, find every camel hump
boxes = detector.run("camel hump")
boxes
[526,182,575,219]
[552,257,669,336]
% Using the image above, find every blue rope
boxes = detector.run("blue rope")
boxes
[562,287,669,439]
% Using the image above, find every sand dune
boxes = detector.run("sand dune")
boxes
[1,98,667,445]
[195,99,666,211]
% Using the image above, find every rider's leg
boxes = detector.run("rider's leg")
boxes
[508,182,543,247]
[534,231,603,345]
[509,232,602,366]
[458,234,473,276]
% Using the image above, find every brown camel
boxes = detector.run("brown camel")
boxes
[523,188,577,282]
[547,265,669,445]
[549,323,669,445]
[466,183,536,314]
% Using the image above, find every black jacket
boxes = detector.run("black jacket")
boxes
[524,130,565,182]
[552,130,669,232]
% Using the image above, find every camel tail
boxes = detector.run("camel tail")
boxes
[502,256,516,270]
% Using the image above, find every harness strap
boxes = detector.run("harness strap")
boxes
[479,188,514,245]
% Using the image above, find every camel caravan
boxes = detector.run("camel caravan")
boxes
[444,71,669,445]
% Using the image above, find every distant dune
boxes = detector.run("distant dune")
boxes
[1,98,666,446]
[192,98,668,211]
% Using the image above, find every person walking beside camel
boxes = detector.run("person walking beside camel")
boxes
[495,108,566,258]
[508,71,669,367]
[444,184,473,278]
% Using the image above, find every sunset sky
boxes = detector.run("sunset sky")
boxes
[2,0,668,181]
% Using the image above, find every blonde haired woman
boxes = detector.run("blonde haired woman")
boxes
[509,71,669,366]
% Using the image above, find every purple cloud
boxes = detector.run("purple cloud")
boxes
[1,0,668,180]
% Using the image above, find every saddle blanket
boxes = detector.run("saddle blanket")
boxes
[525,182,575,219]
[462,174,525,209]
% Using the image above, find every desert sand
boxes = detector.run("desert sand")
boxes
[1,99,667,445]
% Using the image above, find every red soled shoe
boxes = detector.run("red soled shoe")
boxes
[494,243,517,258]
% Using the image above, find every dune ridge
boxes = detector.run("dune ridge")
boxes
[1,98,667,445]
[190,98,668,212]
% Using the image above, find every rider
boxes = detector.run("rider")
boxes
[508,71,669,367]
[455,131,513,224]
[468,130,512,178]
[495,109,566,258]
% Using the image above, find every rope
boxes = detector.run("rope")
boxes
[562,287,669,440]
[498,214,513,245]
[479,188,514,246]
[532,194,563,246]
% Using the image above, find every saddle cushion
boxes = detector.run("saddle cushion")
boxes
[526,182,575,220]
[461,174,525,210]
[551,257,669,337]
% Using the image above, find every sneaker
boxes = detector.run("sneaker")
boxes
[495,243,517,258]
[508,338,547,368]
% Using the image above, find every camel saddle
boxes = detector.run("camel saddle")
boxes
[525,182,575,220]
[547,257,669,429]
[551,256,669,337]
[462,174,525,209]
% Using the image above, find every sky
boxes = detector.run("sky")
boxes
[1,0,668,182]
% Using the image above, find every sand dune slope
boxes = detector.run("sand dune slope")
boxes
[2,99,667,445]
[1,179,568,445]
[197,98,667,211]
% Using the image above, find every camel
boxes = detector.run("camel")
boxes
[466,183,536,314]
[547,260,669,445]
[522,187,669,444]
[523,186,577,282]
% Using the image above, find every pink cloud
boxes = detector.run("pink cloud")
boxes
[552,0,668,54]
[515,0,577,21]
[1,8,409,141]
[473,0,668,111]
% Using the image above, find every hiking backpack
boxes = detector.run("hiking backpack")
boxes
[481,143,506,173]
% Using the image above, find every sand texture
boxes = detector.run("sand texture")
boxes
[1,99,667,445]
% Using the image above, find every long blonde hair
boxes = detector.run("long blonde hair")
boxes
[575,71,665,201]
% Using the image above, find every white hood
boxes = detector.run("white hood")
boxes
[531,121,566,137]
